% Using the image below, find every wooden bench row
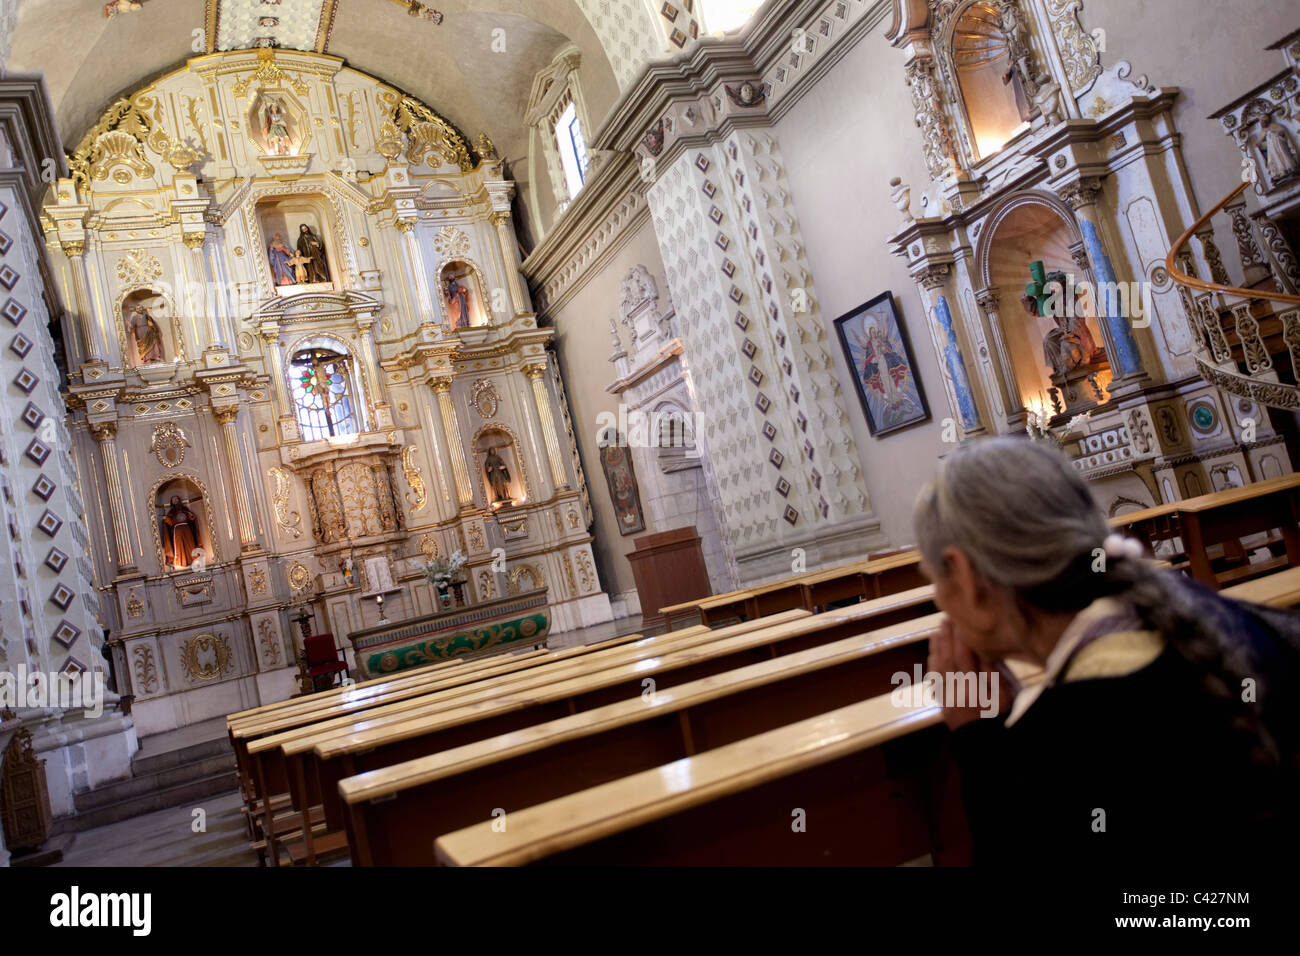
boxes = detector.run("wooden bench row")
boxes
[660,549,924,629]
[428,565,1300,866]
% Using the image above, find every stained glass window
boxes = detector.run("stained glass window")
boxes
[289,346,359,441]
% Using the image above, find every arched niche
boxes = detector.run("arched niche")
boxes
[285,334,369,441]
[439,259,491,330]
[149,474,220,572]
[977,192,1113,417]
[942,0,1031,161]
[650,400,698,472]
[118,286,182,369]
[258,195,336,294]
[473,425,527,509]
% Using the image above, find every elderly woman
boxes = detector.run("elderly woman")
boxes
[914,438,1299,865]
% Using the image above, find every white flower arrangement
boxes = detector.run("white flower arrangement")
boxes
[423,549,468,588]
[1025,409,1091,447]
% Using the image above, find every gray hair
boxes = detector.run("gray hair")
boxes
[912,437,1109,610]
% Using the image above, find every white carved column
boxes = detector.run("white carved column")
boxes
[213,405,259,551]
[431,376,473,505]
[186,235,226,354]
[355,316,393,430]
[490,209,529,317]
[261,327,300,442]
[65,243,111,364]
[90,420,136,572]
[398,220,437,325]
[974,288,1026,426]
[523,361,569,490]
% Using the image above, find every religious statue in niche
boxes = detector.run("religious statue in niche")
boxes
[296,224,330,283]
[1258,114,1300,185]
[260,200,333,291]
[1023,260,1108,412]
[127,304,165,364]
[157,489,208,571]
[262,98,293,155]
[440,261,484,329]
[598,439,645,536]
[484,447,512,503]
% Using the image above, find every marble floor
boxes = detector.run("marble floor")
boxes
[46,614,651,867]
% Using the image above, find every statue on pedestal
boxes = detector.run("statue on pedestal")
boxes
[127,305,164,364]
[484,448,512,503]
[163,496,198,569]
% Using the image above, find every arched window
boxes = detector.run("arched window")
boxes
[556,99,589,199]
[289,344,361,441]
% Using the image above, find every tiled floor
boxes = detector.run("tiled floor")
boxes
[49,614,650,867]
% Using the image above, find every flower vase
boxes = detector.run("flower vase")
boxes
[437,582,451,609]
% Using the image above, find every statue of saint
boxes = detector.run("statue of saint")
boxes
[128,305,165,364]
[267,233,296,286]
[1259,114,1300,184]
[296,224,330,283]
[445,276,471,329]
[163,495,199,569]
[263,98,292,155]
[484,448,512,502]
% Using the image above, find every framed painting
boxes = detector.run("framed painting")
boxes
[598,439,646,536]
[833,291,930,436]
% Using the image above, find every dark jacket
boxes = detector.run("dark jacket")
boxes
[950,573,1300,866]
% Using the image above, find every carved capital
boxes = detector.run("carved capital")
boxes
[182,232,207,251]
[212,405,239,426]
[1057,177,1102,211]
[430,376,454,395]
[975,288,1000,312]
[521,362,547,381]
[61,240,86,258]
[489,210,511,228]
[395,219,416,234]
[89,420,117,442]
[917,263,951,290]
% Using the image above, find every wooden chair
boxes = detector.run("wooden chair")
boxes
[302,634,348,692]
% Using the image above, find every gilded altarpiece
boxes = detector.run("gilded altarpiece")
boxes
[44,49,610,737]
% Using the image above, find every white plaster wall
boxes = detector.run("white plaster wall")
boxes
[773,25,950,548]
[547,215,672,599]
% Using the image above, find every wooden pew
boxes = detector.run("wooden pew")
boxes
[1176,475,1300,588]
[339,611,944,865]
[277,588,937,864]
[248,611,811,864]
[695,551,924,626]
[232,630,666,863]
[433,691,954,866]
[659,549,921,630]
[431,565,1300,867]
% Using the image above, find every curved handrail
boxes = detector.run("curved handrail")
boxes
[1165,180,1300,305]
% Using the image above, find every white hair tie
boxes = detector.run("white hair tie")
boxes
[1103,533,1143,561]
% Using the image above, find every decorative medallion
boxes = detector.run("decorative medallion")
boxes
[126,588,144,618]
[248,565,268,596]
[418,533,439,560]
[288,561,312,592]
[115,248,163,286]
[180,633,233,683]
[149,421,190,467]
[433,225,471,261]
[469,378,499,418]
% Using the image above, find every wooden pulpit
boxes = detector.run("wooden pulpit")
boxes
[626,526,712,630]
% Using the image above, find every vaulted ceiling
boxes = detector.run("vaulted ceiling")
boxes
[7,0,624,168]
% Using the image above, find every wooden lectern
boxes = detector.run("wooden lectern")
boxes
[625,526,712,630]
